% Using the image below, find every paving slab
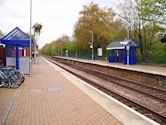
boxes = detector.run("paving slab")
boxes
[45,57,159,125]
[0,57,122,125]
[0,88,16,125]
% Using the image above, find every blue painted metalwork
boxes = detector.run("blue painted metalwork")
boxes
[0,27,33,47]
[2,27,29,40]
[0,27,33,70]
[122,49,127,64]
[16,47,19,70]
[107,39,139,65]
[2,40,30,47]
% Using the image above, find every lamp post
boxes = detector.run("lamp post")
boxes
[89,31,94,60]
[75,42,78,58]
[29,0,32,75]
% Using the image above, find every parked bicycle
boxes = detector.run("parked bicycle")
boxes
[5,66,25,83]
[0,66,25,88]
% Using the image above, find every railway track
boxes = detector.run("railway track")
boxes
[47,57,166,125]
[69,63,166,101]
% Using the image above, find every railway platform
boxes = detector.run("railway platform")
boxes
[59,57,166,77]
[95,61,166,77]
[0,57,160,125]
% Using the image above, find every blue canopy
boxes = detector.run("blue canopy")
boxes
[0,27,33,47]
[0,27,33,70]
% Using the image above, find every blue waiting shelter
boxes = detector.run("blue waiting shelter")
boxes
[0,27,33,74]
[106,39,139,65]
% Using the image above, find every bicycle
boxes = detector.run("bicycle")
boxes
[0,71,9,88]
[0,66,24,88]
[5,66,25,84]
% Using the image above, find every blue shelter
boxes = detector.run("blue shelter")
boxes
[0,27,33,74]
[106,39,139,65]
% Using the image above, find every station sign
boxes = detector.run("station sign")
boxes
[98,48,102,56]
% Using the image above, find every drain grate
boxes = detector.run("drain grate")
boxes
[47,87,63,92]
[31,88,42,93]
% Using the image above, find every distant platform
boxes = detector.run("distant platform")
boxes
[56,56,166,77]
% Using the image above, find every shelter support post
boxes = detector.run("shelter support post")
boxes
[126,45,130,65]
[16,47,19,70]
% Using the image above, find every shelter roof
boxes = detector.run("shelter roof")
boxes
[106,39,139,50]
[0,27,33,47]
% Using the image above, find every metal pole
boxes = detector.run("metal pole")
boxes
[29,0,32,75]
[127,27,130,65]
[76,45,78,58]
[92,31,94,60]
[126,45,130,65]
[34,35,36,64]
[67,43,68,57]
[90,31,94,60]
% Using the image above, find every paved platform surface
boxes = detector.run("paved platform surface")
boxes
[46,57,160,125]
[57,57,166,76]
[0,58,122,125]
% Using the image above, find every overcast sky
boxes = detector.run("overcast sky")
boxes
[0,0,123,48]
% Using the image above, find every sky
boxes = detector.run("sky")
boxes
[0,0,124,48]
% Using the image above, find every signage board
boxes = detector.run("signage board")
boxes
[98,48,102,56]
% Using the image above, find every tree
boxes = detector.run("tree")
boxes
[119,0,166,61]
[140,0,166,25]
[57,35,70,42]
[32,23,43,51]
[33,23,42,36]
[74,3,121,56]
[55,35,71,56]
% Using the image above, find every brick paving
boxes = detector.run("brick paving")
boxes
[0,88,16,124]
[0,58,122,125]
